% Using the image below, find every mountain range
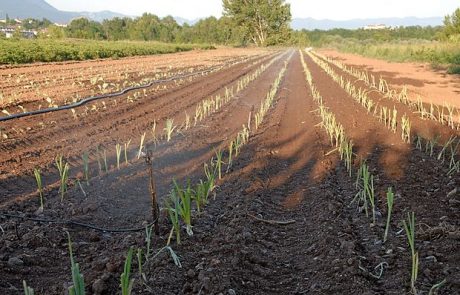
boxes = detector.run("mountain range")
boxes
[291,17,444,30]
[0,0,445,29]
[0,0,129,23]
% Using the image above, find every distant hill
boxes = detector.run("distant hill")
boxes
[0,0,129,23]
[174,17,200,26]
[291,17,444,30]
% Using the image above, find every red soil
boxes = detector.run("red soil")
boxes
[0,49,459,295]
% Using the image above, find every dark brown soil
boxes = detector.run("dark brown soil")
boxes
[0,49,459,295]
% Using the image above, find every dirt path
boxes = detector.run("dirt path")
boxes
[319,49,460,109]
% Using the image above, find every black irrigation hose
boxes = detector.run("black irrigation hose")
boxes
[0,212,156,233]
[0,66,220,122]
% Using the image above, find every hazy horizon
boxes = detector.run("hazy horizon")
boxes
[45,0,459,21]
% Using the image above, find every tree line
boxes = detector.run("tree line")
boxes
[3,1,459,47]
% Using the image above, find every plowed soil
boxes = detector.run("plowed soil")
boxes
[0,49,459,295]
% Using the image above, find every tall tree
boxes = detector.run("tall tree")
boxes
[223,0,291,46]
[442,8,460,41]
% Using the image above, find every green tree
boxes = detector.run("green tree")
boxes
[129,13,161,41]
[442,8,460,41]
[223,0,291,46]
[66,18,105,39]
[44,25,65,39]
[102,17,131,40]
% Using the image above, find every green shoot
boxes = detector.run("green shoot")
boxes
[102,149,108,173]
[55,155,70,201]
[96,146,102,174]
[137,132,146,159]
[120,248,134,295]
[215,149,224,180]
[403,212,418,294]
[367,175,376,224]
[116,143,122,169]
[152,246,182,268]
[144,224,154,261]
[82,152,89,184]
[67,232,85,295]
[164,118,176,142]
[383,187,394,243]
[23,280,34,295]
[136,249,146,282]
[33,168,44,209]
[172,180,193,236]
[166,191,181,245]
[194,180,209,212]
[401,114,411,143]
[204,163,216,193]
[124,139,131,164]
[227,141,234,172]
[429,279,446,295]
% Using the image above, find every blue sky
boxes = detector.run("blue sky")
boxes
[45,0,459,20]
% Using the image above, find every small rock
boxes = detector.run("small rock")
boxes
[92,279,106,295]
[198,270,206,281]
[101,273,111,281]
[228,289,236,295]
[423,269,431,277]
[8,256,24,267]
[202,277,211,290]
[106,262,118,273]
[186,269,195,278]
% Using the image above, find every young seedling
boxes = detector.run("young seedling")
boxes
[137,132,146,159]
[166,192,181,245]
[172,180,193,236]
[401,115,411,143]
[144,225,154,261]
[193,180,207,212]
[120,248,134,295]
[136,249,146,281]
[383,187,394,243]
[55,155,70,201]
[96,146,102,174]
[82,152,89,184]
[164,118,176,142]
[368,174,376,224]
[184,111,191,130]
[227,141,234,172]
[33,168,44,210]
[402,212,418,294]
[204,163,216,193]
[102,149,108,173]
[151,121,158,146]
[353,162,368,216]
[429,279,447,295]
[66,232,85,295]
[152,246,182,268]
[23,280,34,295]
[215,149,224,180]
[116,143,122,169]
[124,139,131,165]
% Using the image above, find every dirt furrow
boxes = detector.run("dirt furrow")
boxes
[0,51,292,294]
[0,52,279,193]
[304,52,460,294]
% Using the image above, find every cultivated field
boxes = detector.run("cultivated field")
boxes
[0,48,459,294]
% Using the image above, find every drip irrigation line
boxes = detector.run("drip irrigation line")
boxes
[0,212,156,233]
[0,66,220,122]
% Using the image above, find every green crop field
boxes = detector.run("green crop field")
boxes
[0,39,214,64]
